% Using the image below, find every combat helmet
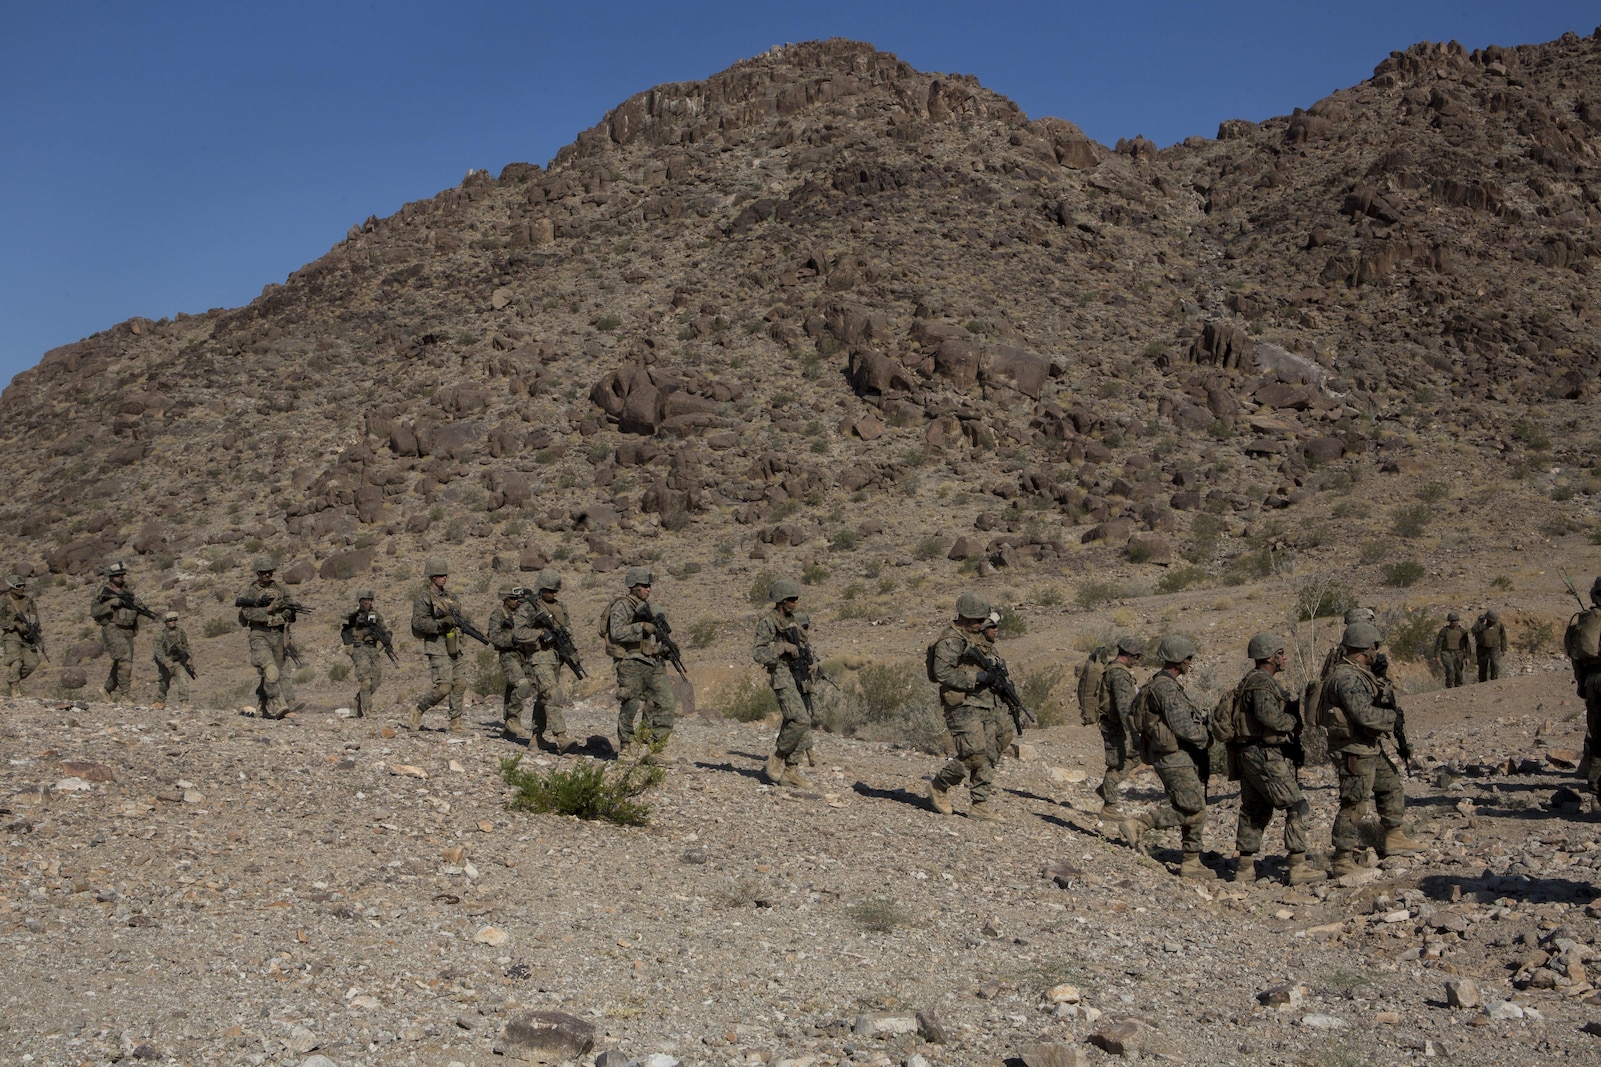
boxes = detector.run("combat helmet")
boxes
[1591,575,1601,605]
[534,569,562,593]
[1115,634,1145,657]
[424,558,449,578]
[1446,611,1461,622]
[1343,606,1375,624]
[1342,621,1383,650]
[1484,610,1500,623]
[498,585,522,601]
[1247,632,1285,661]
[163,611,179,621]
[770,578,801,603]
[357,590,375,602]
[625,566,654,588]
[105,561,128,576]
[1155,634,1198,664]
[253,557,276,573]
[955,592,991,620]
[4,574,24,590]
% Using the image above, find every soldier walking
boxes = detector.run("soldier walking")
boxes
[91,562,151,702]
[410,559,469,732]
[152,611,192,709]
[1226,633,1324,885]
[1320,621,1423,876]
[1093,635,1145,820]
[926,593,1011,821]
[604,567,677,759]
[522,570,577,753]
[2,575,42,698]
[1119,636,1215,881]
[488,585,532,741]
[340,591,388,717]
[235,559,301,719]
[753,578,814,788]
[1433,612,1473,688]
[1472,610,1507,682]
[1565,576,1601,801]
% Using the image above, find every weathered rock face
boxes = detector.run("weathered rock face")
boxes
[497,1010,595,1064]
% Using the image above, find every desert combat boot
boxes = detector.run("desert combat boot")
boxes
[1179,853,1217,882]
[1381,827,1424,858]
[1286,853,1327,885]
[926,780,953,815]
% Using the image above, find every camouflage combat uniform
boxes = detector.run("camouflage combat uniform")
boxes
[1095,659,1140,815]
[606,592,676,750]
[1472,615,1507,682]
[343,603,387,717]
[1134,670,1210,860]
[2,583,42,698]
[753,605,815,776]
[1322,656,1407,859]
[1433,620,1473,688]
[91,578,149,699]
[152,619,192,706]
[1231,668,1312,863]
[488,593,532,739]
[411,583,468,731]
[520,594,574,749]
[929,625,1012,813]
[236,576,298,718]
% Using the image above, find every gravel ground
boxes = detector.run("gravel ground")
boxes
[2,665,1600,1066]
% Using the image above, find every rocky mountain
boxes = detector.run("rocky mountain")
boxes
[4,32,1601,707]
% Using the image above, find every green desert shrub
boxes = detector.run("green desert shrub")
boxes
[500,756,663,826]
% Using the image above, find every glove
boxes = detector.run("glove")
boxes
[974,670,994,687]
[641,622,656,636]
[777,641,799,658]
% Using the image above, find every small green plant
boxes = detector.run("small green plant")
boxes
[688,619,718,649]
[854,662,921,722]
[1516,619,1555,657]
[801,564,830,585]
[1076,580,1123,610]
[847,896,908,933]
[201,618,232,639]
[471,646,505,697]
[1021,665,1067,728]
[996,606,1026,638]
[1294,577,1355,621]
[913,535,946,561]
[1359,540,1389,565]
[291,667,315,685]
[1415,481,1449,503]
[1125,540,1152,564]
[829,529,858,552]
[1391,504,1433,539]
[1378,605,1436,664]
[594,313,622,332]
[328,662,350,683]
[1156,565,1207,595]
[500,755,662,826]
[719,675,778,722]
[747,569,777,605]
[1382,560,1426,588]
[1035,585,1063,607]
[1491,574,1514,591]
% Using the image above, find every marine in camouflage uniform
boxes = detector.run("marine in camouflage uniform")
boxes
[488,586,532,741]
[341,592,386,718]
[1229,633,1324,886]
[606,566,676,758]
[1321,621,1423,877]
[1432,612,1473,688]
[521,570,576,753]
[1472,610,1507,682]
[1119,635,1215,881]
[2,575,42,698]
[927,593,1011,822]
[753,578,814,788]
[152,611,192,708]
[1566,576,1601,801]
[91,562,150,702]
[1094,635,1145,819]
[235,559,299,719]
[410,558,468,732]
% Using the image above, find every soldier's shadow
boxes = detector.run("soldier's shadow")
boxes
[693,760,768,782]
[1417,872,1598,905]
[850,781,931,813]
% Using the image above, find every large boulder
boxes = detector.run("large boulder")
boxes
[983,345,1049,399]
[496,1010,595,1065]
[318,548,376,581]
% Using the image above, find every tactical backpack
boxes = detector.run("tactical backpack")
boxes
[1209,684,1242,746]
[1129,682,1176,757]
[1076,646,1111,726]
[1565,608,1601,663]
[599,597,630,659]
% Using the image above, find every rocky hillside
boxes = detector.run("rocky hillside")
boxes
[3,33,1601,709]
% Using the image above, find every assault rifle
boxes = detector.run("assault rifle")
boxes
[1564,573,1589,613]
[343,612,400,664]
[529,605,586,680]
[1371,652,1413,773]
[636,604,688,679]
[233,593,314,619]
[285,636,305,669]
[174,647,197,680]
[21,616,49,663]
[1284,696,1306,769]
[961,646,1037,735]
[438,604,489,646]
[104,588,159,622]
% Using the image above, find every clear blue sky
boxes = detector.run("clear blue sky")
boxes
[2,1,1594,388]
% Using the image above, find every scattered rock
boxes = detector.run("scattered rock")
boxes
[497,1010,596,1064]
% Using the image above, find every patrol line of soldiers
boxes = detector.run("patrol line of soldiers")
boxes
[1432,609,1508,687]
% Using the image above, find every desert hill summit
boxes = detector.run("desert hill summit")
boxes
[4,32,1601,708]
